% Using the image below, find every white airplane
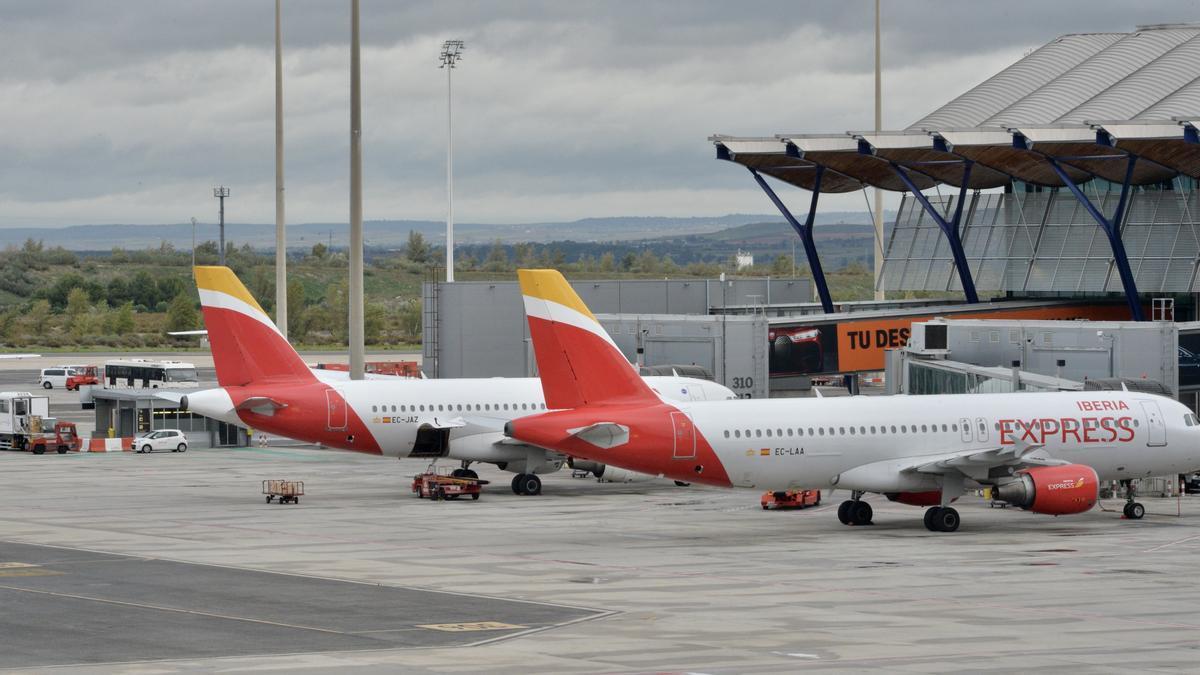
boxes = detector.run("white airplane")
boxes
[182,266,735,495]
[504,269,1200,531]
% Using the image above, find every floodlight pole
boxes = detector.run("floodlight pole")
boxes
[213,186,230,266]
[348,0,365,379]
[440,40,464,283]
[873,0,885,301]
[274,0,287,339]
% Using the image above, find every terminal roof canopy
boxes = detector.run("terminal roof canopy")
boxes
[713,24,1200,193]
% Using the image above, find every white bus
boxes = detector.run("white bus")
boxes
[103,359,199,389]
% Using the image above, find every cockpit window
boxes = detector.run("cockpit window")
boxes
[1184,413,1199,427]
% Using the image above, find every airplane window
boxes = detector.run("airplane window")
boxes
[859,426,866,435]
[735,430,741,438]
[724,430,730,438]
[940,424,946,432]
[786,428,793,437]
[765,429,772,437]
[776,428,783,436]
[818,427,825,436]
[849,426,856,435]
[1134,419,1140,427]
[951,423,957,431]
[484,404,490,411]
[838,427,845,435]
[440,405,446,411]
[371,406,377,413]
[921,425,927,433]
[900,425,907,433]
[795,428,802,436]
[755,429,762,437]
[890,425,897,433]
[979,422,986,432]
[808,428,814,436]
[994,422,1000,430]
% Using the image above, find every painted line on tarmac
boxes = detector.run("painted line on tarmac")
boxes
[0,583,354,636]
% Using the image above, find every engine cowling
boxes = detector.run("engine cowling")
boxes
[993,464,1099,515]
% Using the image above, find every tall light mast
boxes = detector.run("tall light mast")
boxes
[440,39,464,282]
[274,0,287,338]
[348,0,365,380]
[213,186,230,265]
[873,0,885,301]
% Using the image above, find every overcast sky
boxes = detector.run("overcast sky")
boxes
[0,0,1196,228]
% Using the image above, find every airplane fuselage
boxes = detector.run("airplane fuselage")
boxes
[521,390,1200,492]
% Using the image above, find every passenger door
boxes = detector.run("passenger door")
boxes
[1141,401,1167,447]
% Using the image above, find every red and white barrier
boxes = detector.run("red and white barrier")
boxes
[87,437,134,452]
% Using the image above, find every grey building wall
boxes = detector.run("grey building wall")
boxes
[423,279,772,397]
[902,319,1178,394]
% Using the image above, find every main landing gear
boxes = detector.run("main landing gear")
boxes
[1121,479,1145,520]
[837,492,873,526]
[923,506,961,532]
[511,473,542,496]
[450,467,478,480]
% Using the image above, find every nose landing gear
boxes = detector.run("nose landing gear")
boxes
[1120,480,1144,520]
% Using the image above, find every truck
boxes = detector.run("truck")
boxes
[65,365,100,391]
[0,392,82,455]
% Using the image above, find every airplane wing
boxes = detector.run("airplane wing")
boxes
[902,441,1066,480]
[836,440,1067,493]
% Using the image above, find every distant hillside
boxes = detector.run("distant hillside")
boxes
[0,212,884,251]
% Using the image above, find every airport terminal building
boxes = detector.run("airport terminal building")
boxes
[429,24,1200,410]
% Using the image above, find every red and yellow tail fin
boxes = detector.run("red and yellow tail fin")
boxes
[518,269,657,409]
[194,266,315,387]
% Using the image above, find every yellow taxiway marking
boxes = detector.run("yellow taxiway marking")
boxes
[417,621,525,632]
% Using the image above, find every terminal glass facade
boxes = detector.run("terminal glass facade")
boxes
[882,183,1200,295]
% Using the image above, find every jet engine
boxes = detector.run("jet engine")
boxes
[992,464,1099,515]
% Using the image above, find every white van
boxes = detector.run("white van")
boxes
[39,368,72,389]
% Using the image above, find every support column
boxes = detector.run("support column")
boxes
[748,168,834,313]
[1046,155,1143,321]
[889,161,979,303]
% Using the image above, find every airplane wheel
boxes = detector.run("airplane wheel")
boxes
[924,507,942,531]
[461,469,478,480]
[452,468,467,478]
[1125,502,1145,520]
[510,474,524,495]
[935,507,960,532]
[517,474,542,496]
[837,500,854,525]
[850,501,873,526]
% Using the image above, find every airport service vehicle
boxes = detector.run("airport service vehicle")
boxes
[65,365,100,390]
[315,361,422,378]
[263,479,304,504]
[104,359,199,389]
[39,366,84,389]
[412,469,485,501]
[134,429,188,453]
[183,266,735,496]
[504,269,1200,532]
[0,392,80,454]
[761,489,821,510]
